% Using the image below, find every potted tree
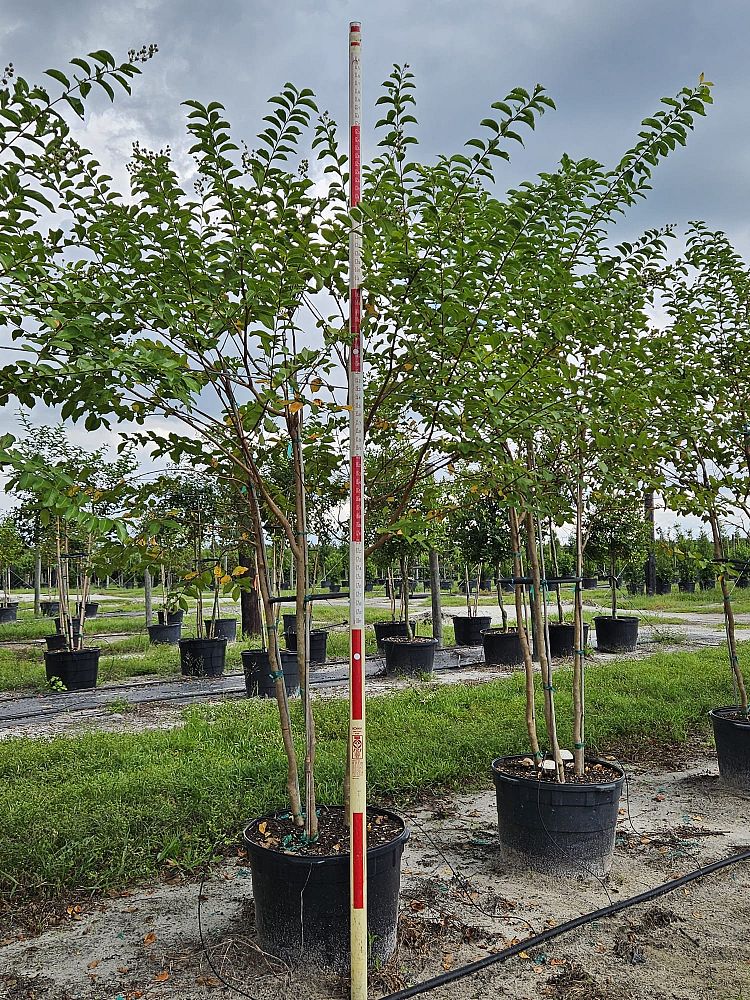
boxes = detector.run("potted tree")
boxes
[587,497,648,653]
[657,223,750,788]
[0,517,22,623]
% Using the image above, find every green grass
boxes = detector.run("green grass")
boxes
[0,644,743,900]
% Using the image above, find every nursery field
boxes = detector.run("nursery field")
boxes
[0,647,748,1000]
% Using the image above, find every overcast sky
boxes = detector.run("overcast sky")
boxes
[2,0,749,531]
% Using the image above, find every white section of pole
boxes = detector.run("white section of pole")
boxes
[348,19,367,1000]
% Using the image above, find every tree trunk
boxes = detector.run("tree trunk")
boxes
[709,510,748,712]
[509,507,540,761]
[526,506,564,782]
[248,485,304,826]
[429,548,442,647]
[573,459,585,777]
[239,544,262,637]
[33,549,41,617]
[644,490,656,596]
[144,568,153,626]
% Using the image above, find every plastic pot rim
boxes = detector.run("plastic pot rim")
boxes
[592,614,640,623]
[491,753,625,792]
[709,706,750,727]
[243,806,409,867]
[380,636,438,648]
[178,637,228,647]
[44,646,101,657]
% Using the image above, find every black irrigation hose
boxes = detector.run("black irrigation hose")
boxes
[380,847,750,1000]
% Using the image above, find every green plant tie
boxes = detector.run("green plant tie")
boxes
[269,670,284,681]
[300,832,320,845]
[543,683,555,692]
[574,742,585,749]
[575,649,586,655]
[534,751,544,760]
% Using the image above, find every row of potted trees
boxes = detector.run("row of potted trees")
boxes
[0,47,746,971]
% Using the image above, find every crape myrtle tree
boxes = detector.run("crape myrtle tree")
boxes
[444,483,512,626]
[0,55,565,840]
[0,428,138,648]
[448,80,714,781]
[655,224,750,714]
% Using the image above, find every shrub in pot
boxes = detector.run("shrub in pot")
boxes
[586,497,648,653]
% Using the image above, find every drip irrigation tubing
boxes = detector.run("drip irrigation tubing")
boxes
[379,847,750,1000]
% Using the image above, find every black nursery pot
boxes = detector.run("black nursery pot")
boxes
[44,648,100,691]
[382,636,438,676]
[678,581,696,594]
[284,628,328,664]
[481,628,523,666]
[548,622,590,659]
[203,618,237,641]
[282,613,297,633]
[491,755,625,876]
[179,637,227,677]
[76,602,99,618]
[373,620,416,652]
[0,604,18,624]
[710,707,750,790]
[157,609,184,626]
[453,615,492,647]
[55,616,81,634]
[244,807,409,970]
[40,600,60,617]
[148,623,181,646]
[656,578,673,595]
[45,631,82,652]
[593,615,639,652]
[582,577,598,590]
[329,583,341,593]
[243,648,300,698]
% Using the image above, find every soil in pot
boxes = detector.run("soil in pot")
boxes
[284,628,328,664]
[453,615,492,646]
[481,627,523,666]
[0,604,18,624]
[44,648,100,691]
[593,615,639,653]
[179,637,227,677]
[547,622,590,658]
[382,636,438,676]
[243,648,300,698]
[148,623,181,645]
[157,609,184,625]
[710,707,750,790]
[373,620,416,652]
[203,618,237,641]
[491,754,625,876]
[244,805,408,970]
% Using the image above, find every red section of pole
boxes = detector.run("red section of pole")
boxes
[348,20,367,1000]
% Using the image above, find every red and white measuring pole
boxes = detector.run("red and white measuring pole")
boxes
[347,19,367,1000]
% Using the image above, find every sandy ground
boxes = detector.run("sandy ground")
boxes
[1,749,748,1000]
